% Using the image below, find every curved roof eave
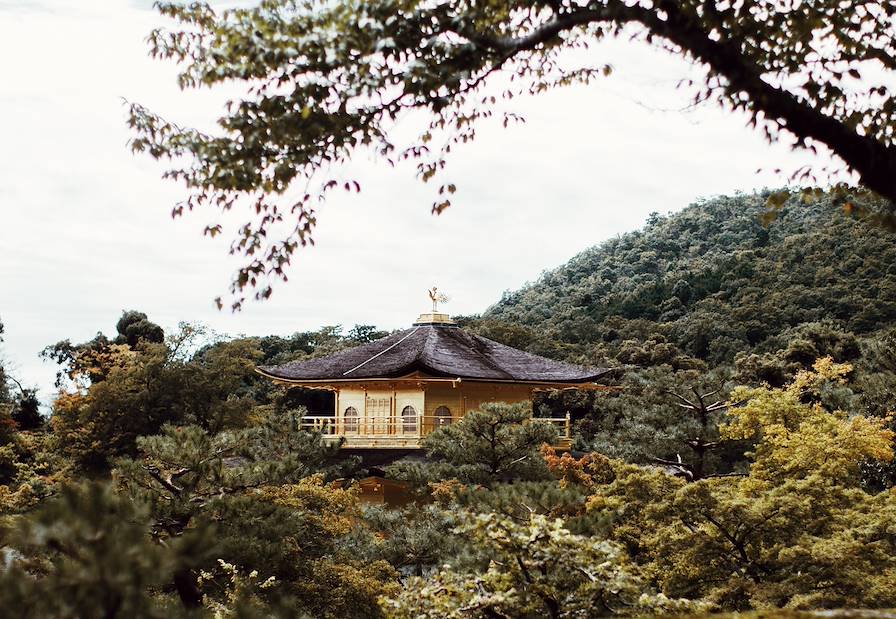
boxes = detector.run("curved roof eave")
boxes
[256,324,619,384]
[255,365,617,386]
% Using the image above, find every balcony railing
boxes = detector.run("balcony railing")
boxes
[298,413,572,449]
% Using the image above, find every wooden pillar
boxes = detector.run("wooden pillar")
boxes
[363,387,369,436]
[335,390,340,434]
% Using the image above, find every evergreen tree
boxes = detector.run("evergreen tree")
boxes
[114,410,386,616]
[390,402,558,487]
[0,483,208,618]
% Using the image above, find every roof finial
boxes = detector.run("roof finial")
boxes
[427,286,450,313]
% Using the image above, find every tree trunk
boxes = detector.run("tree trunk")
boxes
[173,567,204,609]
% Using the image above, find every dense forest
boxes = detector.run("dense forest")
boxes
[483,191,896,366]
[470,192,896,479]
[1,192,896,617]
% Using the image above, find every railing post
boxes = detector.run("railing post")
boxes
[565,412,571,439]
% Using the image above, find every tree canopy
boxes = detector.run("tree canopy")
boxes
[7,186,896,615]
[130,0,896,308]
[484,192,896,366]
[464,192,896,483]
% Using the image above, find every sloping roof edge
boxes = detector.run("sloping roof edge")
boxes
[255,364,618,386]
[257,324,617,384]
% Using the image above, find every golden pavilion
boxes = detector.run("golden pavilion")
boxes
[257,297,613,450]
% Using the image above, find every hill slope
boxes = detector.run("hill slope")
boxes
[464,192,896,475]
[478,191,896,371]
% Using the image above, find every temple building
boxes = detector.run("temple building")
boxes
[257,301,614,450]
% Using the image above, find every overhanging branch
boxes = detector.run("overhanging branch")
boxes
[455,1,896,201]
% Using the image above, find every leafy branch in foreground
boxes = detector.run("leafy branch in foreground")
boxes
[130,1,896,308]
[380,511,700,619]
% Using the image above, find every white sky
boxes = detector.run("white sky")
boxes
[0,0,838,403]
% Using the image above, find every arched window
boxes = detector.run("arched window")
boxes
[401,405,418,433]
[343,406,359,433]
[434,406,453,427]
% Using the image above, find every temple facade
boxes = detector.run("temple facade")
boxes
[257,311,613,450]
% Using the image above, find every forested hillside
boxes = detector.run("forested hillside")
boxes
[462,193,896,475]
[482,191,896,368]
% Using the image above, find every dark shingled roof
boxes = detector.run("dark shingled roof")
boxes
[258,324,612,383]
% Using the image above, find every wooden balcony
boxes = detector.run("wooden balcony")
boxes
[299,414,573,450]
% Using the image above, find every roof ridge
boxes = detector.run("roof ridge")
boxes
[342,327,420,376]
[417,325,436,365]
[474,331,602,372]
[444,329,514,379]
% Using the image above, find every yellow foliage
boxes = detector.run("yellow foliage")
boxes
[724,357,893,484]
[790,356,851,395]
[300,559,399,619]
[255,474,359,536]
[581,359,896,609]
[65,343,135,387]
[0,431,71,516]
[0,483,37,514]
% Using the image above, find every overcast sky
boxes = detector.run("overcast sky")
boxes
[0,0,838,402]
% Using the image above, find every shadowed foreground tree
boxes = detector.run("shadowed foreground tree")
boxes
[0,483,208,618]
[130,1,896,308]
[114,412,388,617]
